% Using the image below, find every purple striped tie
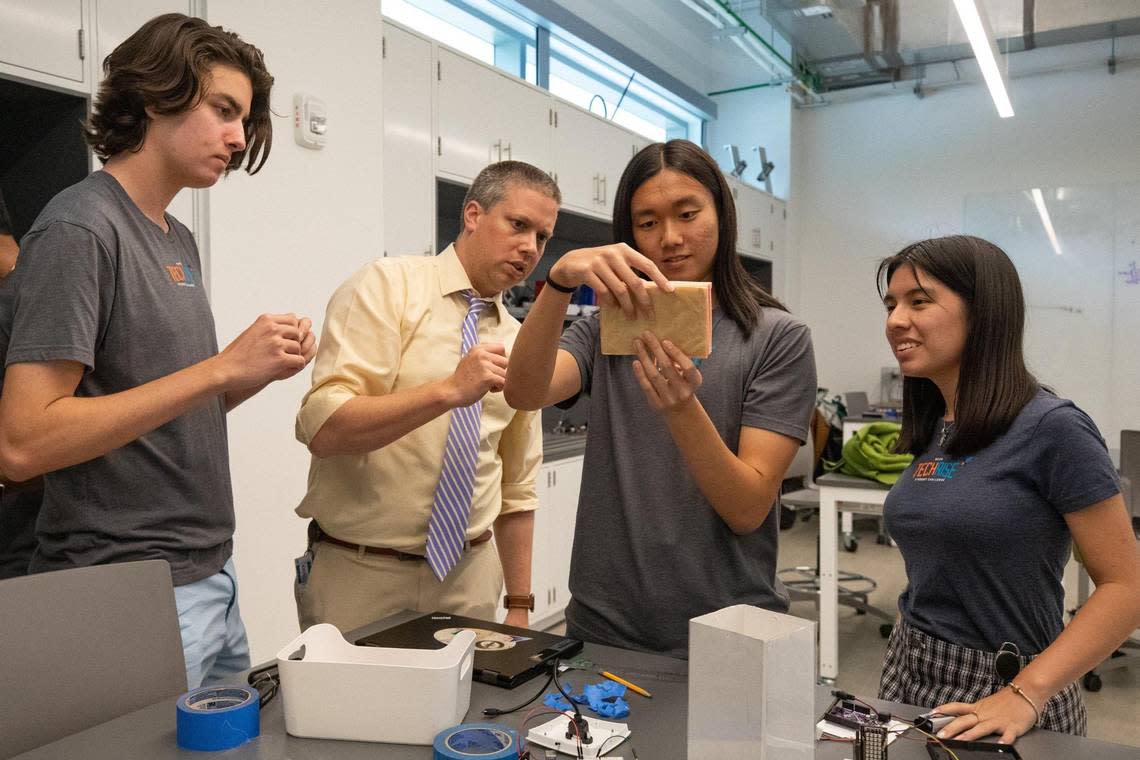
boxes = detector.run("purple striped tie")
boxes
[426,290,490,581]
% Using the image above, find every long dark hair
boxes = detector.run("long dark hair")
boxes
[85,13,274,174]
[612,140,786,336]
[877,235,1039,456]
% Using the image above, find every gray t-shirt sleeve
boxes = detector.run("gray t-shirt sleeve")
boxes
[7,221,114,370]
[557,313,600,404]
[740,320,816,443]
[1032,405,1121,514]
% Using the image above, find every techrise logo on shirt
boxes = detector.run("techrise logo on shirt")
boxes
[912,456,973,482]
[165,263,197,287]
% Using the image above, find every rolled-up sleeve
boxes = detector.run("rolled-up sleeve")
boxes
[295,263,405,445]
[497,408,542,515]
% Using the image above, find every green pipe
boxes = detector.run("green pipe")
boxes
[711,0,795,70]
[710,0,823,93]
[707,81,779,96]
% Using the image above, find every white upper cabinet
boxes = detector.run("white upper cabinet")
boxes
[382,22,434,257]
[552,103,645,221]
[0,0,88,89]
[435,48,551,183]
[730,177,766,258]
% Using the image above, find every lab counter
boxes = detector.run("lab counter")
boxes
[542,432,587,462]
[15,610,1138,760]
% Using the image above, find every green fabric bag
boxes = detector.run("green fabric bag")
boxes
[825,421,913,485]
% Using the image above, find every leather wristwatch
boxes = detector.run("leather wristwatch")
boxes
[502,593,535,611]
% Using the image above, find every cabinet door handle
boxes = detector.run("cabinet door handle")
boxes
[592,175,599,203]
[600,175,607,205]
[494,140,502,162]
[504,142,512,160]
[553,471,557,487]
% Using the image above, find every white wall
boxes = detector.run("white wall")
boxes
[791,61,1140,441]
[206,0,384,662]
[706,84,791,200]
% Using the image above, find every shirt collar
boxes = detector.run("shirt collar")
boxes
[437,243,508,321]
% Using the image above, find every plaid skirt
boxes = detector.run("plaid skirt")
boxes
[879,617,1087,736]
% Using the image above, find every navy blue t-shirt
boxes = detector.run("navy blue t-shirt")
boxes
[884,390,1119,654]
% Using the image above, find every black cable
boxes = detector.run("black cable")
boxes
[246,663,280,708]
[611,71,635,120]
[483,666,556,717]
[551,660,585,760]
[595,731,627,756]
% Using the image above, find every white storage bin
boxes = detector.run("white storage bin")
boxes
[688,605,816,760]
[276,623,476,745]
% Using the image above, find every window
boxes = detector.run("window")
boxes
[384,0,536,83]
[548,32,701,142]
[384,0,706,142]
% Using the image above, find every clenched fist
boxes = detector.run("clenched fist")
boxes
[444,343,508,408]
[215,313,317,390]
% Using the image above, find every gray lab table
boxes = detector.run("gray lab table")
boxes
[16,610,1137,759]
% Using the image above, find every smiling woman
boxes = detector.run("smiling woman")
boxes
[874,235,1140,744]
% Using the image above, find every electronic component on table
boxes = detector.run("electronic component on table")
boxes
[822,696,889,730]
[855,723,888,760]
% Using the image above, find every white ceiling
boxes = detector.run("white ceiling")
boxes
[546,0,1140,95]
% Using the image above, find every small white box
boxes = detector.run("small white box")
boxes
[276,623,475,745]
[688,605,816,760]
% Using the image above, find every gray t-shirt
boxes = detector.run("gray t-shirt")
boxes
[559,307,817,658]
[0,171,233,585]
[885,389,1120,653]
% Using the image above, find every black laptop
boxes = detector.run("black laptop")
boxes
[355,611,582,689]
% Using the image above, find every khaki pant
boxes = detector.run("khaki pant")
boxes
[296,538,504,634]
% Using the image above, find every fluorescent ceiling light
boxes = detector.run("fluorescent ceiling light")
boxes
[952,0,1014,118]
[1030,188,1062,256]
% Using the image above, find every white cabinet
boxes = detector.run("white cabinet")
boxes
[730,177,767,256]
[553,104,644,220]
[436,48,551,184]
[382,22,434,257]
[531,455,582,628]
[768,196,787,260]
[0,0,88,89]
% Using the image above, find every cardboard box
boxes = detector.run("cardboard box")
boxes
[599,281,712,358]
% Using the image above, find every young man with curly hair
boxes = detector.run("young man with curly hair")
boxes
[0,13,316,687]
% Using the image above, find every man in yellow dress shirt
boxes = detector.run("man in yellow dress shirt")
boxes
[294,161,560,633]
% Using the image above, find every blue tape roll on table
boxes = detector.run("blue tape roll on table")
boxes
[176,685,260,751]
[433,723,519,759]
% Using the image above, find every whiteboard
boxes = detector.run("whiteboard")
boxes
[965,182,1140,449]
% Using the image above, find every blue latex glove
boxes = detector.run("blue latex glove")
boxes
[583,681,629,719]
[543,680,630,719]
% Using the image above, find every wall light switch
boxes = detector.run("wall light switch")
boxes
[293,93,327,150]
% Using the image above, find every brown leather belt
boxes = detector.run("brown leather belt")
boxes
[317,528,492,561]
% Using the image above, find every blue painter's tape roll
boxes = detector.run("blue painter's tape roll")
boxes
[433,723,518,759]
[176,685,260,751]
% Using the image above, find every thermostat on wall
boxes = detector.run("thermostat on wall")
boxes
[293,93,327,149]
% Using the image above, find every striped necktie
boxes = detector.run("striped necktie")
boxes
[426,290,490,581]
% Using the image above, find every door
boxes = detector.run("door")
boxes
[382,23,434,256]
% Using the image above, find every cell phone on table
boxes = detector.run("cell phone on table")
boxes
[926,738,1023,759]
